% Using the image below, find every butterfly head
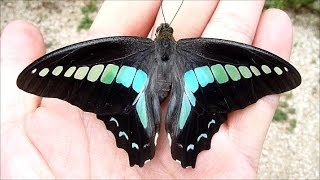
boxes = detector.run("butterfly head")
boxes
[156,23,173,34]
[155,23,174,41]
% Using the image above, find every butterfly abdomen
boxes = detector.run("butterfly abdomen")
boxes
[157,79,171,102]
[155,61,173,102]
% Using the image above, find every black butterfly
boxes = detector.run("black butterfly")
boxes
[17,23,301,168]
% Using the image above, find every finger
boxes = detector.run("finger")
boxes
[226,9,293,165]
[88,1,161,38]
[202,0,265,43]
[0,20,45,123]
[152,1,218,39]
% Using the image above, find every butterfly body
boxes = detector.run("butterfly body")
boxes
[17,23,301,168]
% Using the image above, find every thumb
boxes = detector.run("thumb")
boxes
[1,20,45,123]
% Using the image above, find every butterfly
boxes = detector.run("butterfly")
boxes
[17,22,301,168]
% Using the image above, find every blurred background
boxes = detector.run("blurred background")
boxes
[1,0,319,179]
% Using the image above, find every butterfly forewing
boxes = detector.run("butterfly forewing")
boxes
[17,37,160,167]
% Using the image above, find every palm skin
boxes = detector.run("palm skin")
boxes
[1,1,293,179]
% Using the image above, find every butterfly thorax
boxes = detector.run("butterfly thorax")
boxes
[155,23,176,60]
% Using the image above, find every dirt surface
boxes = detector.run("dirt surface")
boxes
[1,1,319,179]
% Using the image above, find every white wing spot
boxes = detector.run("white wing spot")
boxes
[197,133,208,142]
[109,117,119,127]
[31,68,37,74]
[132,142,139,150]
[167,133,172,146]
[144,159,151,165]
[119,131,129,140]
[143,143,150,149]
[284,67,289,72]
[154,133,159,146]
[187,144,194,152]
[208,119,216,128]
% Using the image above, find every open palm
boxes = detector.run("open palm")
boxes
[1,1,293,179]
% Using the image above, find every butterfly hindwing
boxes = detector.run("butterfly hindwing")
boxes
[166,87,227,168]
[17,37,161,167]
[165,38,301,167]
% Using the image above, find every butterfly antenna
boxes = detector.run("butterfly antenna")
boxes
[161,0,167,23]
[169,0,184,26]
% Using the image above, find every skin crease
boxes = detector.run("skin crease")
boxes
[0,1,293,179]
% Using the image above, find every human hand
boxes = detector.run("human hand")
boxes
[1,1,292,179]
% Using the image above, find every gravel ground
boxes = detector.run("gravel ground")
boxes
[258,12,320,179]
[1,1,319,179]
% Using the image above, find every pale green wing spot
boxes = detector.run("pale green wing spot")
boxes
[274,67,283,75]
[184,70,199,93]
[194,66,214,87]
[116,66,137,88]
[184,85,196,106]
[119,131,129,140]
[250,66,261,76]
[74,66,89,80]
[132,70,148,93]
[261,65,271,74]
[197,133,208,142]
[64,66,76,77]
[87,64,104,82]
[225,64,241,81]
[52,66,63,76]
[136,92,148,128]
[284,67,289,72]
[101,64,119,84]
[179,94,191,129]
[211,64,229,84]
[39,68,49,77]
[238,66,252,79]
